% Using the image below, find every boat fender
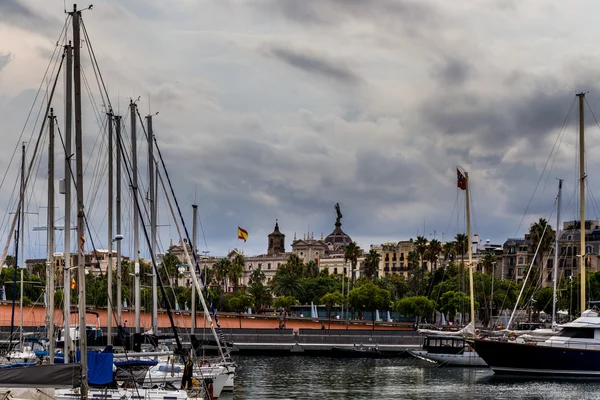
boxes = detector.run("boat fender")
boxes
[508,332,517,341]
[201,359,211,367]
[474,329,480,337]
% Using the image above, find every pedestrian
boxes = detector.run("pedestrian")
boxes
[124,320,127,328]
[321,323,325,330]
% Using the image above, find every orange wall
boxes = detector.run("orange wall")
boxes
[0,304,409,331]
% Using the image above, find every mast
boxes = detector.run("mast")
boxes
[130,100,140,334]
[192,204,198,334]
[116,116,122,325]
[577,92,586,314]
[63,41,72,363]
[465,171,475,325]
[552,179,563,328]
[9,144,24,351]
[47,108,55,363]
[72,5,88,394]
[147,114,158,335]
[107,112,114,345]
[18,143,25,348]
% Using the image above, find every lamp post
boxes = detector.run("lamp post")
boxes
[491,261,496,327]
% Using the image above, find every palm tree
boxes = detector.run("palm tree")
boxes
[426,239,443,269]
[481,253,498,275]
[247,282,272,311]
[249,268,266,285]
[305,260,319,278]
[228,261,244,292]
[414,236,428,270]
[213,258,231,291]
[344,242,362,281]
[271,273,303,298]
[363,249,381,281]
[443,241,457,264]
[529,218,554,282]
[455,233,469,267]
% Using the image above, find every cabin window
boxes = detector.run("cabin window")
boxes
[564,328,595,339]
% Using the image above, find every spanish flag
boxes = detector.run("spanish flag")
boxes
[71,278,76,290]
[237,226,248,242]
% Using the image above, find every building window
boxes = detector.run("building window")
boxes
[393,263,396,268]
[518,257,524,265]
[343,268,347,274]
[300,252,303,256]
[385,263,389,269]
[547,259,553,269]
[277,263,281,267]
[546,271,552,282]
[334,268,338,274]
[267,263,271,270]
[258,263,262,268]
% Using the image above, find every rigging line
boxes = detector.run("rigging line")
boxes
[513,97,577,238]
[0,17,70,194]
[0,53,65,270]
[80,18,113,113]
[114,118,184,355]
[149,124,228,348]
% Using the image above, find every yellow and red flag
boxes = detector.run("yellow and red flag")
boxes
[237,226,248,242]
[71,277,76,290]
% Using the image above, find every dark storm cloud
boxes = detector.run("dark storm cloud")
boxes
[0,53,13,71]
[255,0,437,30]
[263,44,362,86]
[0,0,59,35]
[433,57,473,86]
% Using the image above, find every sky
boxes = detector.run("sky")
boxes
[2,0,600,261]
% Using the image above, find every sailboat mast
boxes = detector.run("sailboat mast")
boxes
[577,92,586,314]
[465,171,475,325]
[63,41,72,364]
[116,116,122,325]
[47,108,55,363]
[107,112,114,345]
[130,100,141,334]
[552,179,562,327]
[147,114,158,335]
[192,204,198,334]
[72,5,88,394]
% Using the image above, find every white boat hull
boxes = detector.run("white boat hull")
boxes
[55,387,192,399]
[409,350,488,367]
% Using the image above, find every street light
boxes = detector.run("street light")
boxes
[112,234,124,242]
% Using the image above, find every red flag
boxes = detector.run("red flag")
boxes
[457,168,467,190]
[237,227,248,242]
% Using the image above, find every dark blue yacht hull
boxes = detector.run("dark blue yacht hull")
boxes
[473,338,600,377]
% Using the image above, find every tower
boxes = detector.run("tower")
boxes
[268,219,285,255]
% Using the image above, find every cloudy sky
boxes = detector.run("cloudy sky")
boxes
[2,0,600,261]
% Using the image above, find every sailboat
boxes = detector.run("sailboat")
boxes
[473,93,600,377]
[409,168,487,367]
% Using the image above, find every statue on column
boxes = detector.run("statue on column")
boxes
[335,203,343,225]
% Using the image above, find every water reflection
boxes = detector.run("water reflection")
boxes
[225,356,600,399]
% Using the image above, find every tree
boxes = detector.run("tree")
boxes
[228,293,254,328]
[438,291,475,325]
[320,292,344,329]
[426,239,442,269]
[481,253,497,275]
[348,282,391,330]
[394,295,436,323]
[271,273,303,298]
[388,274,409,300]
[247,282,272,311]
[455,234,468,267]
[160,252,181,286]
[529,218,554,284]
[363,249,381,281]
[414,236,428,269]
[249,268,266,285]
[213,259,231,292]
[443,241,457,264]
[229,253,245,291]
[344,242,362,282]
[304,260,319,278]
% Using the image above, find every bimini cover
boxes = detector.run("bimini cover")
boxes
[0,364,81,388]
[87,351,114,386]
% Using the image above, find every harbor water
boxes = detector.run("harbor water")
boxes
[221,355,600,399]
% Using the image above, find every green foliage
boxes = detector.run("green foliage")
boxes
[348,282,391,327]
[273,296,297,311]
[438,291,473,323]
[297,276,339,304]
[271,272,303,298]
[533,287,554,314]
[228,292,254,313]
[247,282,272,310]
[344,242,362,280]
[363,249,381,281]
[394,295,436,322]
